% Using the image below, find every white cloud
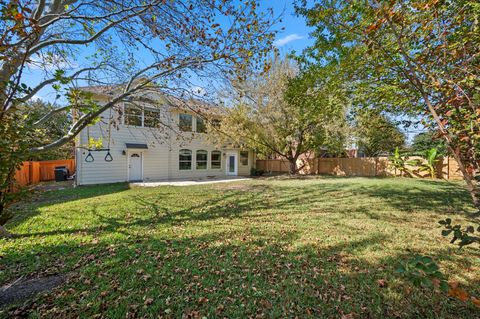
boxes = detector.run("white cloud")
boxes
[190,86,207,97]
[273,33,305,47]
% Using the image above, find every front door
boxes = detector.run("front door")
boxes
[129,153,143,181]
[226,153,237,176]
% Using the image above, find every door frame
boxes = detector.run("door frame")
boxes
[127,151,144,181]
[225,151,238,176]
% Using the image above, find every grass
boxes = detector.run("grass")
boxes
[0,176,479,318]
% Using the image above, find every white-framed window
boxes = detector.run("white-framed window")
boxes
[211,118,221,128]
[240,151,249,166]
[196,116,207,133]
[144,108,161,128]
[179,149,192,170]
[179,113,192,132]
[124,105,142,126]
[211,150,221,169]
[196,150,208,169]
[124,105,160,128]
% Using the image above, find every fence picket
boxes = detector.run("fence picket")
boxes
[256,157,463,180]
[14,159,76,186]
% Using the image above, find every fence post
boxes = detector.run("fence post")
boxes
[447,157,450,180]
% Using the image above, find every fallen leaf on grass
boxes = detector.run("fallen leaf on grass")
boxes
[448,287,469,302]
[144,298,153,305]
[471,297,480,308]
[377,279,387,288]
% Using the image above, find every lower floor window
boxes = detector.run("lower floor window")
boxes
[196,150,208,169]
[211,151,221,169]
[240,151,249,166]
[179,149,192,170]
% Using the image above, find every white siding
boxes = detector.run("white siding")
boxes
[77,106,252,185]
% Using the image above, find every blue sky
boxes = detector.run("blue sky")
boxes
[271,0,314,53]
[26,1,313,102]
[23,0,422,142]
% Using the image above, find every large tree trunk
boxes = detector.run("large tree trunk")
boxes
[465,180,480,211]
[0,203,12,238]
[288,158,298,175]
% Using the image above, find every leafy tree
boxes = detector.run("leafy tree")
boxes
[295,0,480,221]
[411,131,447,156]
[355,110,405,157]
[21,99,73,161]
[0,0,275,236]
[213,57,347,174]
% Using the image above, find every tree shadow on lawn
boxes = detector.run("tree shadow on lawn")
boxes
[2,179,478,316]
[6,183,131,231]
[1,229,478,318]
[7,178,474,240]
[273,178,473,215]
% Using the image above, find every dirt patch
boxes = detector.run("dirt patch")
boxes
[0,273,69,307]
[32,181,74,192]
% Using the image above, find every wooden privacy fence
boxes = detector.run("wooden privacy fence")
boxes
[256,157,463,180]
[14,159,75,186]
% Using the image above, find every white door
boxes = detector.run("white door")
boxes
[226,153,237,176]
[129,153,143,181]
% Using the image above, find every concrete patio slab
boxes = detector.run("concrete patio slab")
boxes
[131,177,251,187]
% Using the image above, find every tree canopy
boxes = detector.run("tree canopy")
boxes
[295,0,480,211]
[0,0,276,235]
[411,130,447,156]
[212,57,347,174]
[355,110,405,157]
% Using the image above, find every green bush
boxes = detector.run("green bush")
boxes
[250,167,264,176]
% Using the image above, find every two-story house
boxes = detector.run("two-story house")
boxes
[74,86,253,185]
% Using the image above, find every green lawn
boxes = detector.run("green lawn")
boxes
[1,177,479,318]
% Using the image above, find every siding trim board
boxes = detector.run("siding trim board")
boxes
[125,143,148,149]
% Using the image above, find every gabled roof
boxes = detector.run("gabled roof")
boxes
[79,83,225,116]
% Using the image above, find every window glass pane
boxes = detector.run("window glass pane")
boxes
[196,117,206,133]
[211,151,221,169]
[228,155,235,172]
[179,114,192,132]
[125,106,142,126]
[179,149,192,170]
[211,119,221,128]
[240,151,249,166]
[196,150,207,169]
[144,109,160,128]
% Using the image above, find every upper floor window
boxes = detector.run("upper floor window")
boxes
[124,105,160,128]
[124,106,142,127]
[179,149,192,170]
[240,151,249,166]
[144,108,161,128]
[179,113,192,132]
[196,116,207,133]
[211,118,221,129]
[196,150,208,169]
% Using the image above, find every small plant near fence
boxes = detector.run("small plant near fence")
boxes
[408,148,442,179]
[397,255,480,308]
[388,147,409,176]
